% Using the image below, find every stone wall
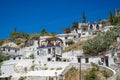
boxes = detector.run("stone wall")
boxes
[61,63,116,80]
[99,65,116,80]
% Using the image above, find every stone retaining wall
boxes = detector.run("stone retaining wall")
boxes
[61,63,116,80]
[99,65,116,80]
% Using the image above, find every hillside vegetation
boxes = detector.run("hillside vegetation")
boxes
[0,28,57,48]
[83,26,120,55]
[63,40,87,52]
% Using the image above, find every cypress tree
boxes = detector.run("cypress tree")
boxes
[82,12,86,23]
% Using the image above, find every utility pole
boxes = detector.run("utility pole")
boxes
[55,72,57,80]
[77,55,81,80]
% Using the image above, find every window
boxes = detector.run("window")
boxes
[37,51,39,55]
[96,24,99,30]
[85,58,89,63]
[19,57,21,60]
[65,42,68,45]
[13,57,16,60]
[8,49,10,52]
[3,48,5,51]
[78,34,81,38]
[82,33,85,35]
[83,28,87,31]
[15,50,17,52]
[74,36,76,38]
[65,37,68,39]
[52,48,55,57]
[48,49,51,54]
[90,24,93,29]
[101,58,104,62]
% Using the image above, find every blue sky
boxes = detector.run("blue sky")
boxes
[0,0,120,39]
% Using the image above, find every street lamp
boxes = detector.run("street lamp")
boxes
[77,55,81,80]
[55,72,57,80]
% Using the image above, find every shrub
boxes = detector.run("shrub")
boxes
[84,69,97,80]
[91,62,99,71]
[29,53,35,59]
[102,70,111,79]
[31,64,35,71]
[0,54,11,62]
[50,68,55,70]
[65,67,78,78]
[83,26,120,55]
[56,67,62,70]
[16,42,21,45]
[19,77,25,80]
[67,40,75,45]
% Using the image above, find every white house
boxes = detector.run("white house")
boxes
[36,36,63,62]
[56,23,102,48]
[10,55,24,61]
[0,42,20,54]
[56,33,78,48]
[75,23,102,37]
[102,26,113,32]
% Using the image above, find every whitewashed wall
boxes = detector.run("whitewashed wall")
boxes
[1,63,15,76]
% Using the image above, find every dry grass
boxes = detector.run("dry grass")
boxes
[63,40,87,53]
[65,69,88,80]
[65,69,110,80]
[65,70,79,80]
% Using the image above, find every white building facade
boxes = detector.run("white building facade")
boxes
[56,23,102,48]
[36,36,63,62]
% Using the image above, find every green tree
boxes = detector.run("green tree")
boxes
[91,62,99,71]
[11,27,19,39]
[0,54,11,62]
[82,11,86,23]
[29,33,39,40]
[84,63,98,80]
[72,22,79,32]
[84,68,97,80]
[49,32,57,36]
[40,29,48,36]
[19,77,25,80]
[0,40,4,46]
[31,64,35,71]
[64,27,71,34]
[83,26,120,55]
[113,15,120,25]
[29,53,35,59]
[108,11,114,25]
[67,40,75,45]
[19,32,29,39]
[102,70,111,80]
